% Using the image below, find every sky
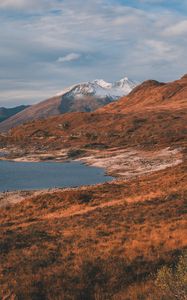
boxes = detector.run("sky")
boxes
[0,0,187,107]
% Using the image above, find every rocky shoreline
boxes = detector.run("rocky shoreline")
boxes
[0,146,183,208]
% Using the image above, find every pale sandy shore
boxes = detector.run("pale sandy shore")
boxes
[0,146,183,207]
[78,147,183,177]
[0,147,68,162]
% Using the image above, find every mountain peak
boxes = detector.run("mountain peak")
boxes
[112,77,138,94]
[119,76,129,81]
[0,76,139,131]
[181,74,187,80]
[56,77,139,99]
[92,79,112,89]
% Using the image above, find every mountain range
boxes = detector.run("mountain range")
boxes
[4,74,187,151]
[0,105,29,123]
[0,77,138,132]
[0,74,186,300]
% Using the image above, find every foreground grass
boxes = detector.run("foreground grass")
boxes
[0,160,186,299]
[155,250,187,300]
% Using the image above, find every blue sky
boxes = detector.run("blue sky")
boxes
[0,0,187,106]
[116,0,187,13]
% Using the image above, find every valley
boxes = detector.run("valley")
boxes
[0,75,187,299]
[0,77,138,132]
[1,0,187,298]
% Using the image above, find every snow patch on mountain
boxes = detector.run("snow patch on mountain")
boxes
[56,77,139,99]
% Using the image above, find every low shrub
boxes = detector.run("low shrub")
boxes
[155,251,187,300]
[67,149,85,158]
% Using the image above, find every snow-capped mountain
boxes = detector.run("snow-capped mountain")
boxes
[0,77,139,132]
[56,77,138,100]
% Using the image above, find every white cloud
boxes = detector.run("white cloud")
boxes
[0,0,58,10]
[0,0,187,106]
[0,0,36,9]
[163,20,187,36]
[57,53,81,63]
[145,40,173,57]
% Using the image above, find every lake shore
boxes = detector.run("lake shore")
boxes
[0,146,183,208]
[0,145,183,177]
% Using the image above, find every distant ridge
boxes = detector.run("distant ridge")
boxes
[0,105,29,123]
[3,74,187,153]
[56,77,138,99]
[0,77,139,132]
[98,74,187,113]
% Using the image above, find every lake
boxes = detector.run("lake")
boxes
[0,160,113,192]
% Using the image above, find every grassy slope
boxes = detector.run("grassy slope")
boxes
[3,77,187,151]
[0,76,187,299]
[2,108,186,154]
[0,161,186,299]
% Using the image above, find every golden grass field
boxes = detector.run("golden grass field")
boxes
[0,76,187,299]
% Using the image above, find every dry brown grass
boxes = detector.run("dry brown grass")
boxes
[0,161,186,299]
[0,75,187,299]
[2,75,187,153]
[3,108,186,154]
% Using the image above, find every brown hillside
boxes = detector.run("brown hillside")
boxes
[0,94,113,132]
[99,75,187,113]
[0,161,186,299]
[1,75,186,153]
[0,75,187,299]
[4,108,187,152]
[0,93,116,132]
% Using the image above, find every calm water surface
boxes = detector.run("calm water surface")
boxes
[0,160,113,192]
